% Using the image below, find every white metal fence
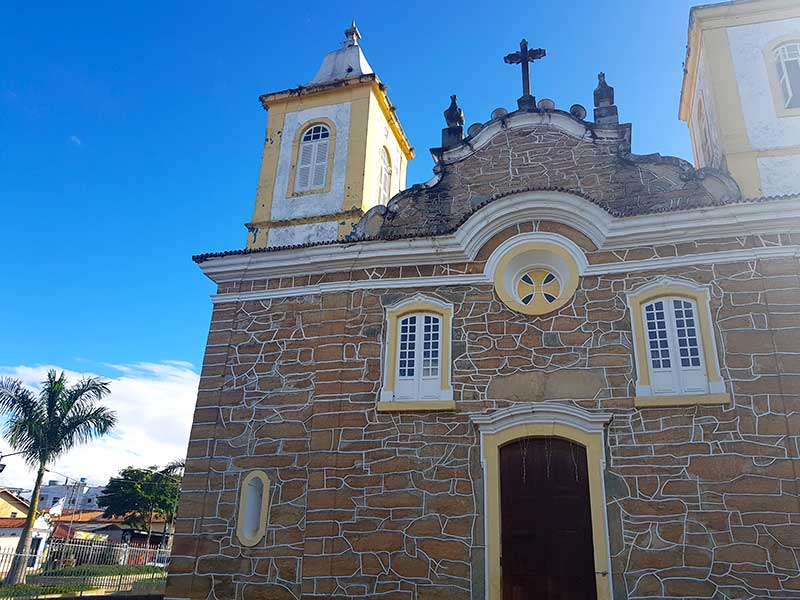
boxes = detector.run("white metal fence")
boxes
[0,539,168,598]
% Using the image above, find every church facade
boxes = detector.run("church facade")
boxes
[167,1,800,599]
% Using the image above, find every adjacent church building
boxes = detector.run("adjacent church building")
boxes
[167,0,800,598]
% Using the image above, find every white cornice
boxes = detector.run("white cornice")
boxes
[470,403,612,435]
[209,244,800,304]
[199,191,800,285]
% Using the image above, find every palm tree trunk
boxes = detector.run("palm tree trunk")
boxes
[5,463,46,585]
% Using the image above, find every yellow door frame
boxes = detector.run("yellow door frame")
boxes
[471,403,614,600]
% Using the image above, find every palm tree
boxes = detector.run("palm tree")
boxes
[0,370,117,584]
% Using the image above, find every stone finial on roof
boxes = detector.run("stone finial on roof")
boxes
[593,72,614,107]
[344,20,361,47]
[308,21,374,85]
[441,95,465,149]
[593,72,619,126]
[444,95,465,127]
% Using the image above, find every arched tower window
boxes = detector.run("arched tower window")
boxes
[377,147,392,205]
[774,42,800,109]
[295,124,330,193]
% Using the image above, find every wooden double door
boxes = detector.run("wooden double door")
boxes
[500,437,598,600]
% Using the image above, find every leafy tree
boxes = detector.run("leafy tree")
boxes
[97,463,182,547]
[0,371,117,584]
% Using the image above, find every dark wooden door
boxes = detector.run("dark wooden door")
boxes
[500,437,597,600]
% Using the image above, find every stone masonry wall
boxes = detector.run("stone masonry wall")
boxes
[168,223,800,600]
[370,122,740,240]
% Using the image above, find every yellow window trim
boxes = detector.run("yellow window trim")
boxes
[286,117,337,198]
[380,294,453,403]
[491,239,583,316]
[472,404,614,600]
[376,400,455,412]
[627,276,725,399]
[763,36,800,119]
[236,470,271,547]
[635,393,730,408]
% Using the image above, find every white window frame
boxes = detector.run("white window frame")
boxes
[642,297,708,396]
[380,294,453,406]
[294,124,330,193]
[377,147,392,205]
[395,312,442,401]
[627,277,727,404]
[775,42,800,110]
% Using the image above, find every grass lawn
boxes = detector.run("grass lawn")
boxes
[39,564,165,577]
[0,583,93,597]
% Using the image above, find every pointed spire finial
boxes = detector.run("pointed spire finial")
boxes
[344,20,362,47]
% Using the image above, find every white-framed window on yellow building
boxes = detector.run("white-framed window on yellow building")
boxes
[627,277,728,408]
[294,124,331,193]
[379,294,454,412]
[775,42,800,109]
[377,147,392,205]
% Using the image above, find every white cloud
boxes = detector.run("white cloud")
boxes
[0,362,199,492]
[68,135,82,147]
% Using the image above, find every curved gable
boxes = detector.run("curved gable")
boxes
[356,109,741,241]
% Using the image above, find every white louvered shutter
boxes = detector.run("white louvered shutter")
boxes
[311,138,329,189]
[296,142,314,191]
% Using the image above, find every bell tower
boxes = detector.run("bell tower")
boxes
[680,0,800,198]
[246,23,414,249]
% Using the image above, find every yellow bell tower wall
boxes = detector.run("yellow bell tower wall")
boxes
[679,0,800,199]
[245,76,413,249]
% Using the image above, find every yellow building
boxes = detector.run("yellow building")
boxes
[246,22,414,249]
[680,0,800,198]
[0,490,29,519]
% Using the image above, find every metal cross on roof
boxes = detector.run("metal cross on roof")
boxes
[504,39,546,110]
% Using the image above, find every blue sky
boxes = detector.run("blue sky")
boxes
[1,0,715,375]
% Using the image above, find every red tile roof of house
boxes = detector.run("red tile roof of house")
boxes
[0,518,28,528]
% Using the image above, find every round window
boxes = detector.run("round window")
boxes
[517,269,561,308]
[490,237,584,316]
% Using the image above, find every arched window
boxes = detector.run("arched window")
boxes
[380,295,454,410]
[236,471,270,547]
[295,124,330,193]
[377,147,392,205]
[774,42,800,109]
[627,277,727,407]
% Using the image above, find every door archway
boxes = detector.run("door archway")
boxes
[472,404,613,600]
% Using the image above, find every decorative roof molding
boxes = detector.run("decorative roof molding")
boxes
[353,107,744,239]
[196,190,800,285]
[433,109,629,166]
